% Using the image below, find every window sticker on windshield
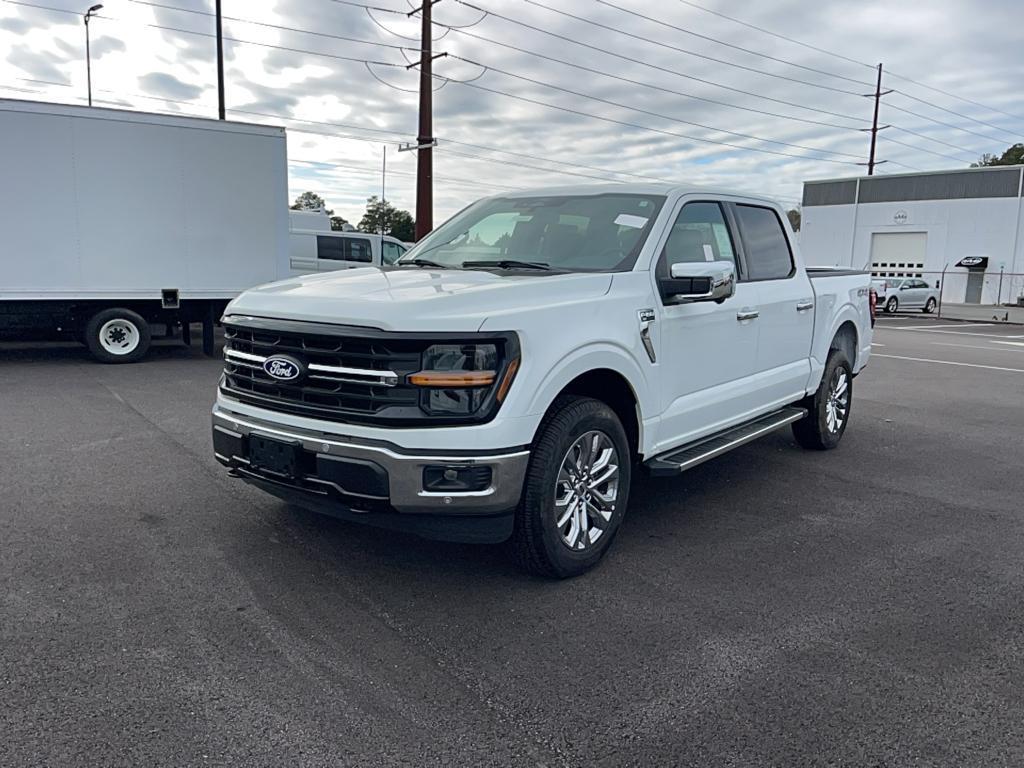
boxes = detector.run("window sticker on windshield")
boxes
[615,214,648,229]
[702,244,715,262]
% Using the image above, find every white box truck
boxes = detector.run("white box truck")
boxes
[0,99,289,362]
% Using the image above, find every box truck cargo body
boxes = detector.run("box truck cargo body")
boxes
[0,99,289,361]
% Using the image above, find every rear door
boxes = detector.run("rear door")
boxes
[731,202,815,409]
[315,235,374,271]
[652,199,762,452]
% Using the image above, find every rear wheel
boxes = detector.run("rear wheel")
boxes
[510,396,631,578]
[792,349,852,451]
[924,297,937,313]
[85,308,151,363]
[885,297,898,314]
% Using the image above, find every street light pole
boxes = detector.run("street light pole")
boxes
[83,4,103,107]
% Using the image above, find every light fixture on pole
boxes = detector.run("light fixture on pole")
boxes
[83,3,103,107]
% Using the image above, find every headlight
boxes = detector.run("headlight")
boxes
[409,342,517,416]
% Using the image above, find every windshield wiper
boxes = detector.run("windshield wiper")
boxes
[462,259,552,271]
[399,258,450,269]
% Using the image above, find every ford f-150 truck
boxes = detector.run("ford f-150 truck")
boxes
[212,184,873,577]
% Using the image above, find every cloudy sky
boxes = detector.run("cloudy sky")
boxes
[2,0,1021,225]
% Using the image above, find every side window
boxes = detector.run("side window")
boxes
[382,241,404,264]
[734,204,794,280]
[660,202,736,275]
[316,236,346,261]
[345,238,373,263]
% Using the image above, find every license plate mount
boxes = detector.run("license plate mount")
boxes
[249,434,303,479]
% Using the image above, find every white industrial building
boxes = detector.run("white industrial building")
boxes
[800,166,1024,306]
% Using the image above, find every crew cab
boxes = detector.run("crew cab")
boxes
[212,184,872,577]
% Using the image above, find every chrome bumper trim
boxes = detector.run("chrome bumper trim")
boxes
[212,404,529,515]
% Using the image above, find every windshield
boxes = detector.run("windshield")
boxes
[398,193,666,271]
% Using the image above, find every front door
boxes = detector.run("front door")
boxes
[731,203,815,408]
[652,200,761,454]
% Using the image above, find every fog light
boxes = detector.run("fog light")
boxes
[423,465,492,492]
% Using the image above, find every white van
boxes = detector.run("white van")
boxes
[288,211,410,273]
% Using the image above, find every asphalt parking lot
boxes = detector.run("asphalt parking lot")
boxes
[3,317,1024,767]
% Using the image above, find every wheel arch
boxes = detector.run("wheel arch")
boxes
[550,368,642,459]
[830,319,859,368]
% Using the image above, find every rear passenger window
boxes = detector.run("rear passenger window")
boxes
[346,238,372,263]
[735,205,794,280]
[316,236,346,261]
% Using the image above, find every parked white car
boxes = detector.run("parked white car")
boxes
[873,277,938,314]
[213,184,873,577]
[289,211,410,272]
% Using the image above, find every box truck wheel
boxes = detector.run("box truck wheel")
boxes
[85,308,151,363]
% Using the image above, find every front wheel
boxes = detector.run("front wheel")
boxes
[792,350,852,451]
[509,396,631,578]
[885,297,898,313]
[924,297,937,313]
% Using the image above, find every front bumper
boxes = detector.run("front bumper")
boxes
[211,404,530,542]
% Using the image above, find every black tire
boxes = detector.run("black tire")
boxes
[509,396,631,579]
[923,297,937,314]
[792,349,853,451]
[84,308,151,364]
[885,297,898,314]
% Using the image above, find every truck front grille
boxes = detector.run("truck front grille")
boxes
[220,322,425,424]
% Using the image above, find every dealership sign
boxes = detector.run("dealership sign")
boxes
[956,256,989,269]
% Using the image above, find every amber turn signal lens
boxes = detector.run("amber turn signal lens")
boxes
[495,357,520,402]
[408,370,497,387]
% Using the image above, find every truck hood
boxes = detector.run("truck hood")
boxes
[228,267,613,331]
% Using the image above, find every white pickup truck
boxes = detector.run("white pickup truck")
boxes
[212,184,873,577]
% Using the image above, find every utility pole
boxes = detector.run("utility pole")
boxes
[410,0,443,240]
[862,63,893,175]
[215,0,225,119]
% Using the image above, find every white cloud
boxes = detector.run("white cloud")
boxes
[2,0,1021,225]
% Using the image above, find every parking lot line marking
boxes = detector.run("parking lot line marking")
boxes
[992,341,1024,347]
[931,342,1024,354]
[877,327,1021,339]
[873,353,1024,373]
[898,323,995,330]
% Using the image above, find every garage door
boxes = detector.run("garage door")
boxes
[870,232,927,278]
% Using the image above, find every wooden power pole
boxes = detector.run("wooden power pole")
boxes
[863,63,892,175]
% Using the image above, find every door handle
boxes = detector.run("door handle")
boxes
[796,300,815,312]
[736,309,759,322]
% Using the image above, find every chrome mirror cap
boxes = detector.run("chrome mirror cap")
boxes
[667,260,736,303]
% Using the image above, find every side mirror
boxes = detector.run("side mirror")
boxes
[662,261,736,303]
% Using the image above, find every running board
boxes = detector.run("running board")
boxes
[645,407,807,476]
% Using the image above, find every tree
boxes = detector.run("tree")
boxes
[290,191,333,215]
[786,207,801,232]
[329,216,350,231]
[971,143,1024,167]
[358,195,416,242]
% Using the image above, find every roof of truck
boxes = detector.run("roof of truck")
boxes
[488,182,781,206]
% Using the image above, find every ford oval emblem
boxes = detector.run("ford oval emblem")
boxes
[263,355,303,381]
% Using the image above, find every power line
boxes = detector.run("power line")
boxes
[673,0,875,71]
[668,0,1024,132]
[129,0,424,53]
[436,76,895,167]
[890,88,1022,140]
[506,0,866,97]
[446,53,866,160]
[593,0,873,88]
[442,2,869,126]
[436,24,866,133]
[884,99,1017,145]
